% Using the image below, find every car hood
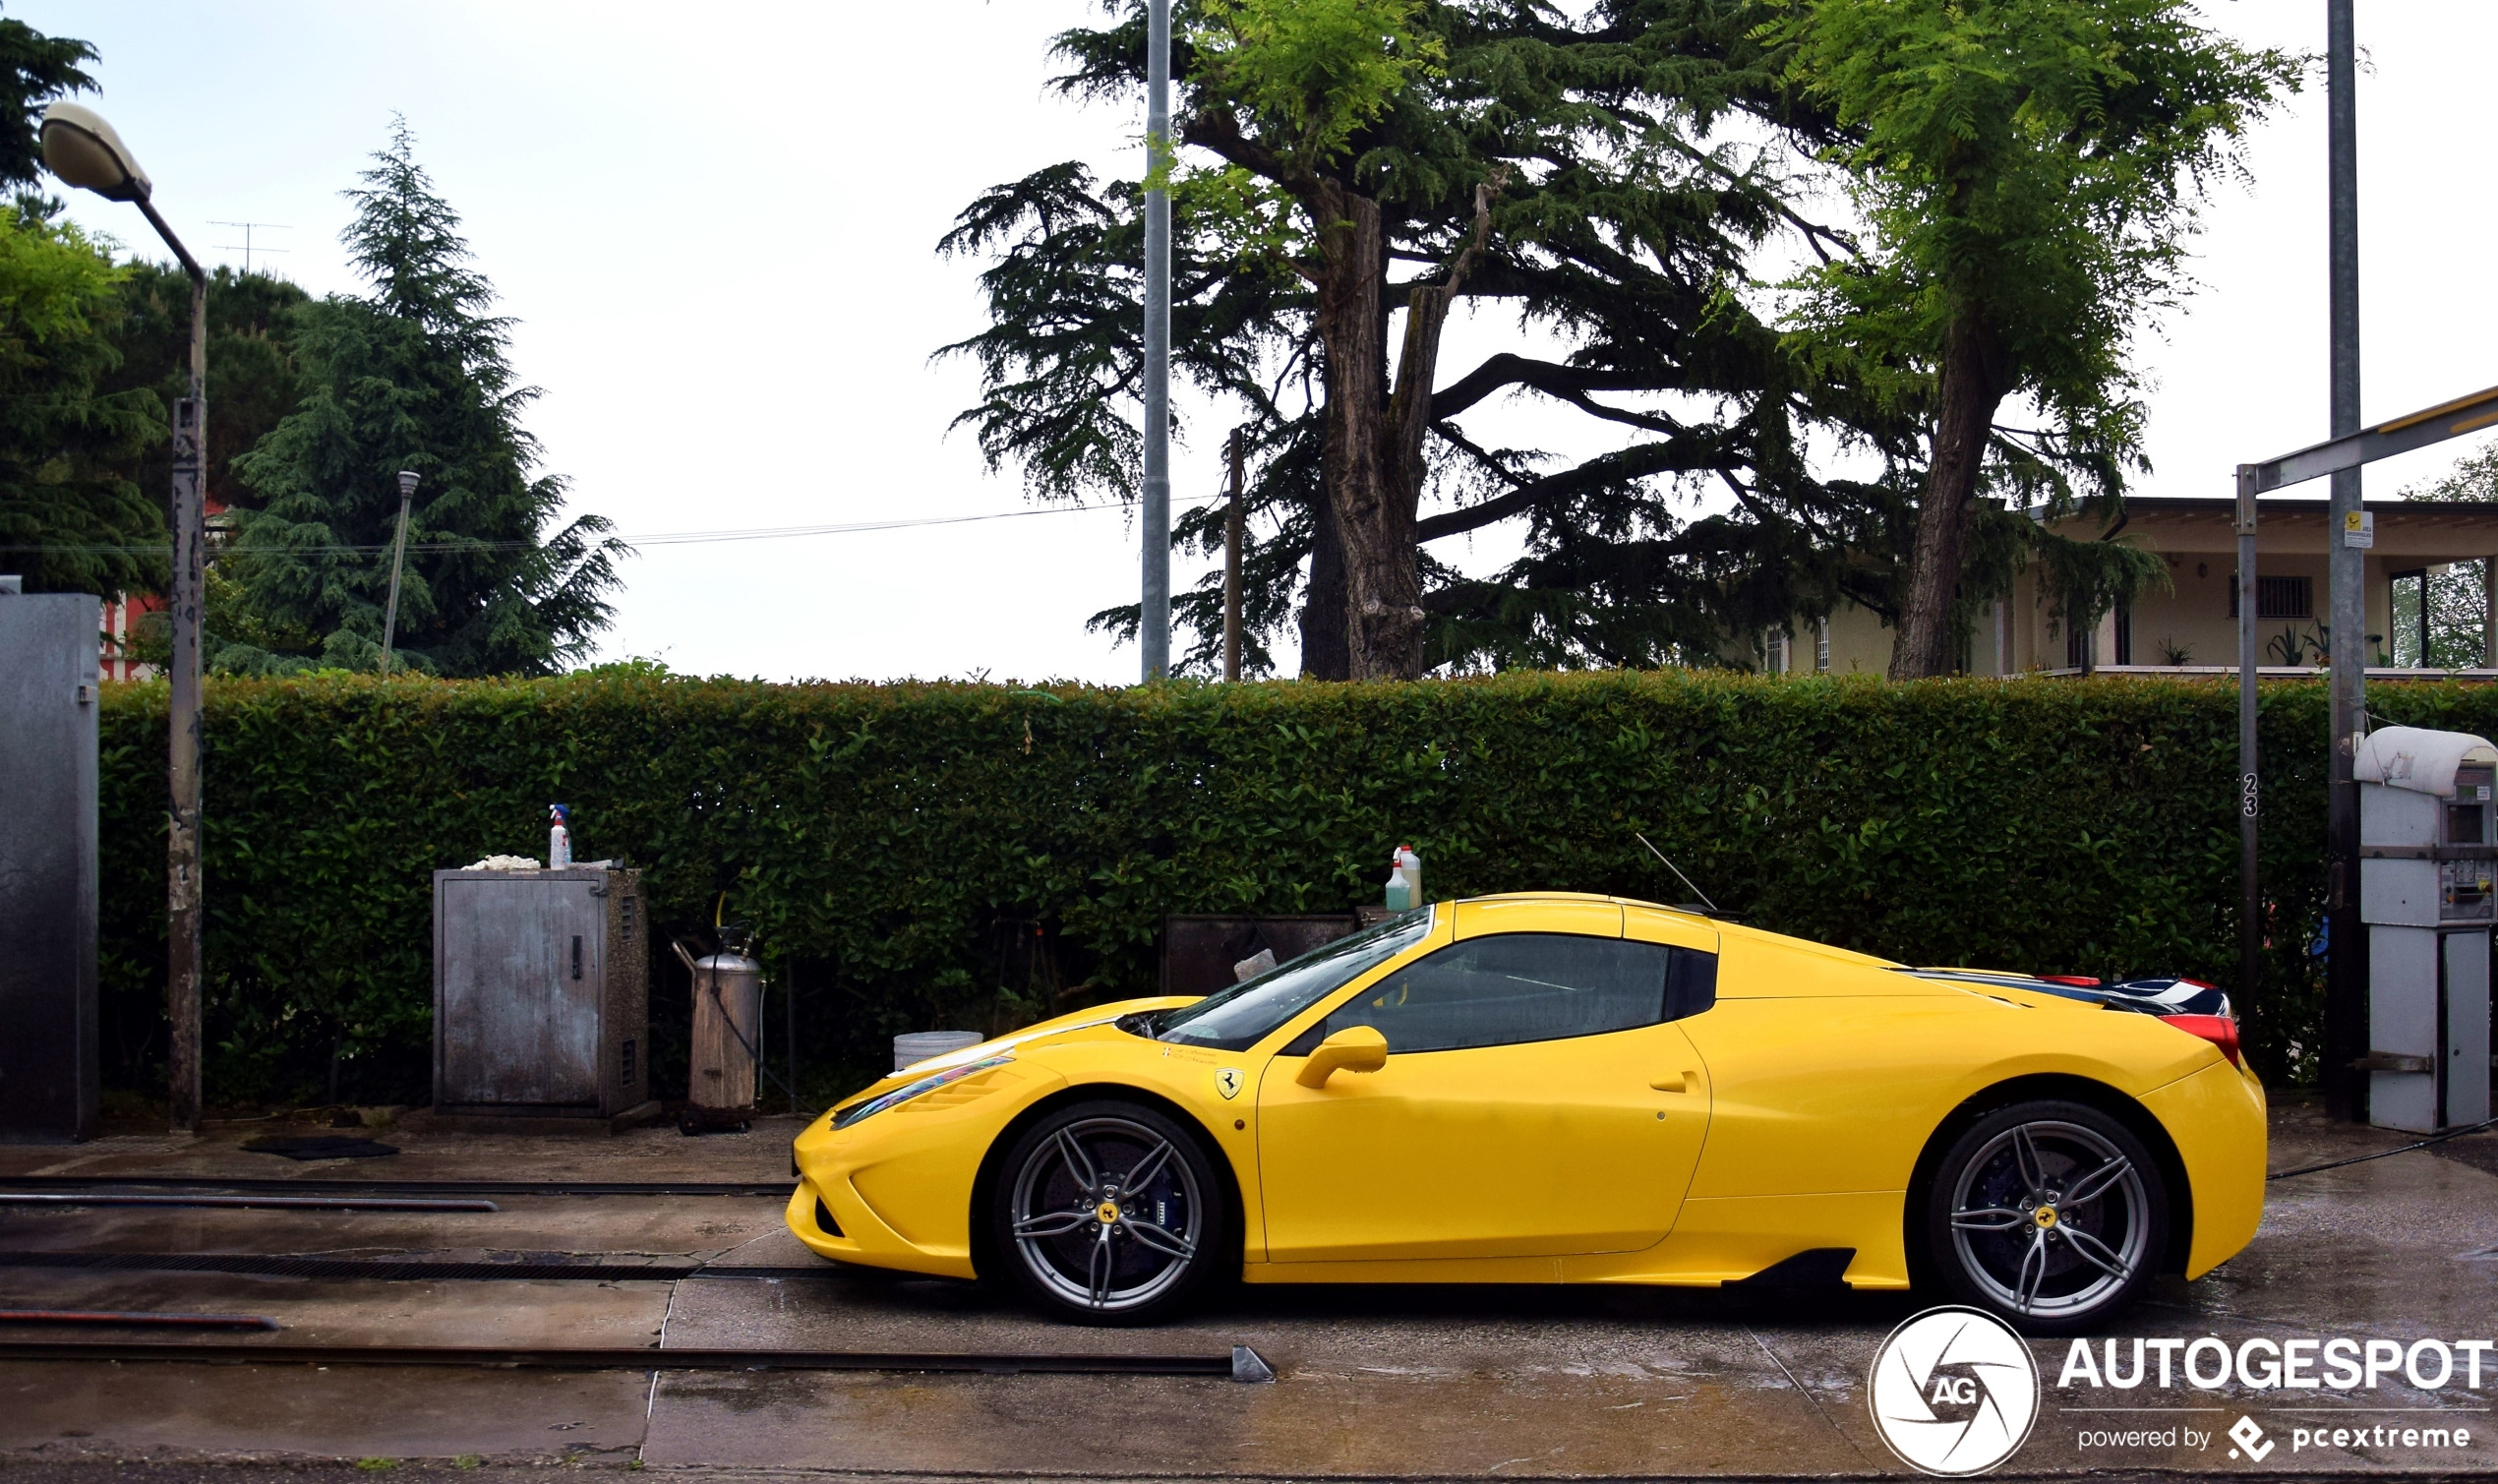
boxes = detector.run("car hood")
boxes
[836,995,1200,1106]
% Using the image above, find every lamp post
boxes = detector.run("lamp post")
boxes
[42,102,209,1133]
[380,470,421,674]
[1140,0,1171,682]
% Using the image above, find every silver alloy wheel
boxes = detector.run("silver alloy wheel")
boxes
[1948,1118,2150,1319]
[1007,1114,1205,1314]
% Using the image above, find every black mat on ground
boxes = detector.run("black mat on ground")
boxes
[241,1135,399,1160]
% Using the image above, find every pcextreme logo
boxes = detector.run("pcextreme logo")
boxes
[1869,1307,2042,1476]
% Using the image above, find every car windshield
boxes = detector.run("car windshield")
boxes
[1148,909,1434,1052]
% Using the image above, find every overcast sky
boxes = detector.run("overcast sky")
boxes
[21,1,2498,683]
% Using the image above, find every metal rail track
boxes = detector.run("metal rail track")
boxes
[0,1176,792,1198]
[0,1337,1278,1381]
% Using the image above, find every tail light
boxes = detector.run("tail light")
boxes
[2160,1013,2241,1067]
[2039,975,2102,987]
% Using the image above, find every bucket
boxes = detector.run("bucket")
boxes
[893,1031,984,1073]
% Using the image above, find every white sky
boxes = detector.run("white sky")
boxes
[20,1,2498,683]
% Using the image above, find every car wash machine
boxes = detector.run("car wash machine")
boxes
[2357,726,2496,1133]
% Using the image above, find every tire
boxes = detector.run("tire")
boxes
[988,1098,1225,1326]
[1921,1098,2168,1335]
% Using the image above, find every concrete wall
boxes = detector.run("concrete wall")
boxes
[0,593,100,1142]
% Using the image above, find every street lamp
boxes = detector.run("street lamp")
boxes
[42,101,210,1134]
[380,470,420,674]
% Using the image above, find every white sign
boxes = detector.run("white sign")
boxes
[2346,509,2376,549]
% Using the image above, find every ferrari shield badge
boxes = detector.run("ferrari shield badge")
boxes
[1215,1067,1244,1100]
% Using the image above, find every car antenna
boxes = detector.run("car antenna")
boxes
[1635,832,1720,915]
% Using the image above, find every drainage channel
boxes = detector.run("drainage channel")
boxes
[0,1177,793,1198]
[0,1194,501,1213]
[0,1338,1278,1382]
[0,1252,839,1281]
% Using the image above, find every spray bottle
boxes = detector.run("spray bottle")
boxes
[549,804,571,868]
[1394,844,1423,908]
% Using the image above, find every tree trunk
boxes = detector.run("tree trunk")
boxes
[1305,184,1425,681]
[1296,177,1496,681]
[1298,487,1349,679]
[1889,316,2011,680]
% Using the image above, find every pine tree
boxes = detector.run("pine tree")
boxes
[223,118,624,676]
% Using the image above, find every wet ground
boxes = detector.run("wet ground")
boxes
[0,1098,2494,1479]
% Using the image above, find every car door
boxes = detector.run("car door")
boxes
[1255,907,1719,1263]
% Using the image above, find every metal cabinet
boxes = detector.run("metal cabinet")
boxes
[2357,727,2495,1133]
[0,593,100,1144]
[433,867,650,1118]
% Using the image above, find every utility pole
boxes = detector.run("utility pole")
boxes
[38,104,209,1133]
[1224,428,1244,682]
[1140,0,1172,682]
[380,470,420,674]
[2324,0,2366,1122]
[2236,464,2260,1027]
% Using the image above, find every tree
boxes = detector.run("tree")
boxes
[223,120,624,677]
[2400,443,2498,669]
[0,6,93,199]
[0,208,167,597]
[1766,0,2295,678]
[948,1,1908,680]
[102,262,308,516]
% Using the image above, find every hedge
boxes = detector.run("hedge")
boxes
[93,669,2498,1106]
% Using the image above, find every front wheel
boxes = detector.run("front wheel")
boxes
[1922,1099,2168,1334]
[988,1099,1226,1325]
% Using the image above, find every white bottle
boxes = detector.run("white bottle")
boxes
[548,804,571,868]
[1394,844,1423,907]
[1384,864,1411,912]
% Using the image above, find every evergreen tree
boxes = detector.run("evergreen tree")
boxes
[0,4,94,199]
[103,262,309,515]
[947,1,1914,680]
[0,207,167,596]
[224,119,624,676]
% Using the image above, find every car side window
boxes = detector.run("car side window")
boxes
[1290,932,1715,1055]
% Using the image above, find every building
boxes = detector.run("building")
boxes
[1760,498,2498,679]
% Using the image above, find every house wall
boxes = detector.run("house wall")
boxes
[1737,503,2498,678]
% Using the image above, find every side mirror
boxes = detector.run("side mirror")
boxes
[1295,1025,1388,1089]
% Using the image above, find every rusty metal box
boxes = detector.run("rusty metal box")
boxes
[432,867,650,1118]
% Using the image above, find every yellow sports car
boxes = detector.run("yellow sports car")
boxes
[786,893,2265,1331]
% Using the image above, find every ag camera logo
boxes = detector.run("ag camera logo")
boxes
[1870,1307,2041,1476]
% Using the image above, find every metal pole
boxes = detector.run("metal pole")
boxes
[2237,465,2261,1019]
[1140,0,1172,682]
[1223,428,1243,683]
[380,472,419,674]
[2483,557,2495,669]
[137,198,206,1134]
[2325,0,2366,1122]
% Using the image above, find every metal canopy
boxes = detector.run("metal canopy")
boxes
[2252,385,2498,494]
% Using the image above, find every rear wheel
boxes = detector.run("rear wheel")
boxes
[989,1099,1223,1325]
[1923,1099,2167,1334]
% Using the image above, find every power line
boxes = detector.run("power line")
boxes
[0,502,1139,559]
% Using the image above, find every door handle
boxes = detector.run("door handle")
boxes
[1650,1070,1697,1095]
